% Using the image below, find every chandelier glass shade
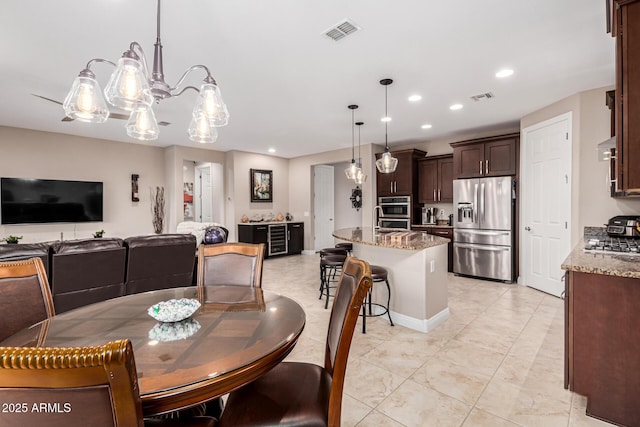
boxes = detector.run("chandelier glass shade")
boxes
[62,0,229,143]
[375,78,398,174]
[345,104,359,180]
[63,70,110,123]
[126,105,159,141]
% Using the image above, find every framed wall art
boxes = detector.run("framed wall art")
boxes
[250,169,273,202]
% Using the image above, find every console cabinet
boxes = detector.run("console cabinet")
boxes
[238,222,304,258]
[450,133,519,179]
[418,155,453,203]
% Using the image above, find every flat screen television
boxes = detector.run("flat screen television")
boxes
[0,178,103,224]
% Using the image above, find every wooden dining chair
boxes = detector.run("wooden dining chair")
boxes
[0,257,55,343]
[197,242,265,291]
[217,256,373,427]
[0,340,217,427]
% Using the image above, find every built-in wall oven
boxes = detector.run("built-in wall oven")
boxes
[378,196,411,229]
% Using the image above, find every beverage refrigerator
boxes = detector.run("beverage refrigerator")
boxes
[453,176,515,282]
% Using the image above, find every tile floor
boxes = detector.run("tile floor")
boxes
[260,253,615,427]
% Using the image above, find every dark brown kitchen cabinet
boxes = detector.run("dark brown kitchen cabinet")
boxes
[375,149,427,197]
[287,222,304,255]
[612,0,640,195]
[238,222,304,258]
[418,155,453,203]
[565,270,640,426]
[450,133,519,179]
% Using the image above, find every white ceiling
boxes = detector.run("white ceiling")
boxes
[0,0,614,159]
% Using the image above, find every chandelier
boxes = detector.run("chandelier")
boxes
[375,78,398,173]
[62,0,228,143]
[354,121,367,184]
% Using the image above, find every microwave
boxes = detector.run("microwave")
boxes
[379,217,411,230]
[379,196,410,218]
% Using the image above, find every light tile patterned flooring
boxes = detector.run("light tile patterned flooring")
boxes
[260,254,615,427]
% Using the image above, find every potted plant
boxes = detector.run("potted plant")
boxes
[93,230,105,238]
[3,235,23,244]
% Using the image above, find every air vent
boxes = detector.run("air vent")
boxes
[323,19,360,41]
[470,92,495,102]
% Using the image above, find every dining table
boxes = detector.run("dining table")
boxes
[0,285,306,416]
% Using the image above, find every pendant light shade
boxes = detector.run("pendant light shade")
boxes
[193,82,229,128]
[345,104,359,180]
[188,110,219,143]
[104,55,153,111]
[354,121,367,184]
[375,78,398,174]
[126,104,159,140]
[62,70,109,123]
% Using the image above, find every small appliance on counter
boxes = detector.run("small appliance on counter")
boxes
[606,215,640,237]
[421,207,437,225]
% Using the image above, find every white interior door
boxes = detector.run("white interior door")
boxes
[314,165,335,251]
[521,113,572,297]
[195,164,213,223]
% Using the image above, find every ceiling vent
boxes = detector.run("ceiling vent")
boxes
[470,92,495,102]
[323,19,360,41]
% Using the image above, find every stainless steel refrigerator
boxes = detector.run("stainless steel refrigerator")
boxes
[453,176,514,282]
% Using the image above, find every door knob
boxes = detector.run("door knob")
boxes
[525,226,531,231]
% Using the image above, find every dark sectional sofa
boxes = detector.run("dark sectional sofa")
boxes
[0,234,198,313]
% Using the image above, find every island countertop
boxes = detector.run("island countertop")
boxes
[332,227,449,251]
[561,240,640,279]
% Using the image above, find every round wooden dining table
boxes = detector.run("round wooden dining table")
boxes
[0,286,306,416]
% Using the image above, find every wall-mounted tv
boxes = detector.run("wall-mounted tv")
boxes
[0,178,103,225]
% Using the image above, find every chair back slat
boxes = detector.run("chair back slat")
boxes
[197,243,265,293]
[0,258,54,343]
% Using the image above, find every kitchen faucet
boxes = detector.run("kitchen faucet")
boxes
[373,205,384,230]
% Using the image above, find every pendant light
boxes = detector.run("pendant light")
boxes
[345,104,359,180]
[375,79,398,173]
[354,121,367,184]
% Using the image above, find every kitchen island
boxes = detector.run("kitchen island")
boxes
[333,227,450,333]
[561,243,640,427]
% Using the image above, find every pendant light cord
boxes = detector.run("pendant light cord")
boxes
[351,108,355,161]
[384,84,389,151]
[156,0,161,41]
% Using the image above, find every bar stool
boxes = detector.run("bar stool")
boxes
[360,265,394,333]
[335,242,353,255]
[319,254,346,309]
[318,248,347,292]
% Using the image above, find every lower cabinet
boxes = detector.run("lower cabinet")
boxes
[565,270,640,426]
[411,226,453,272]
[238,222,304,258]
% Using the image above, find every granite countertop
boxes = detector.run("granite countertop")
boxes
[238,221,301,225]
[561,240,640,279]
[333,227,449,251]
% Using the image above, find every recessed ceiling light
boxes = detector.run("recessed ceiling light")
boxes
[268,148,276,153]
[496,68,514,78]
[381,116,392,122]
[408,95,422,102]
[449,104,463,111]
[421,124,432,129]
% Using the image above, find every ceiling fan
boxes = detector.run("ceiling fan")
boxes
[31,94,170,125]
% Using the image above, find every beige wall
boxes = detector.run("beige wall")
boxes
[520,86,640,245]
[0,126,165,242]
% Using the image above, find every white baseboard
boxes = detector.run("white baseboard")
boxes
[384,307,450,333]
[302,250,316,256]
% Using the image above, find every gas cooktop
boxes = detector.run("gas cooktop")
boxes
[584,237,640,255]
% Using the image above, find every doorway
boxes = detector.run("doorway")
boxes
[521,112,572,297]
[313,165,335,251]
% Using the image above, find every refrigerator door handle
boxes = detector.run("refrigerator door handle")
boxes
[480,182,485,228]
[473,183,479,224]
[455,242,510,251]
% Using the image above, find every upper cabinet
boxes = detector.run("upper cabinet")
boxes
[418,155,453,203]
[450,133,519,179]
[375,149,427,197]
[612,0,640,195]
